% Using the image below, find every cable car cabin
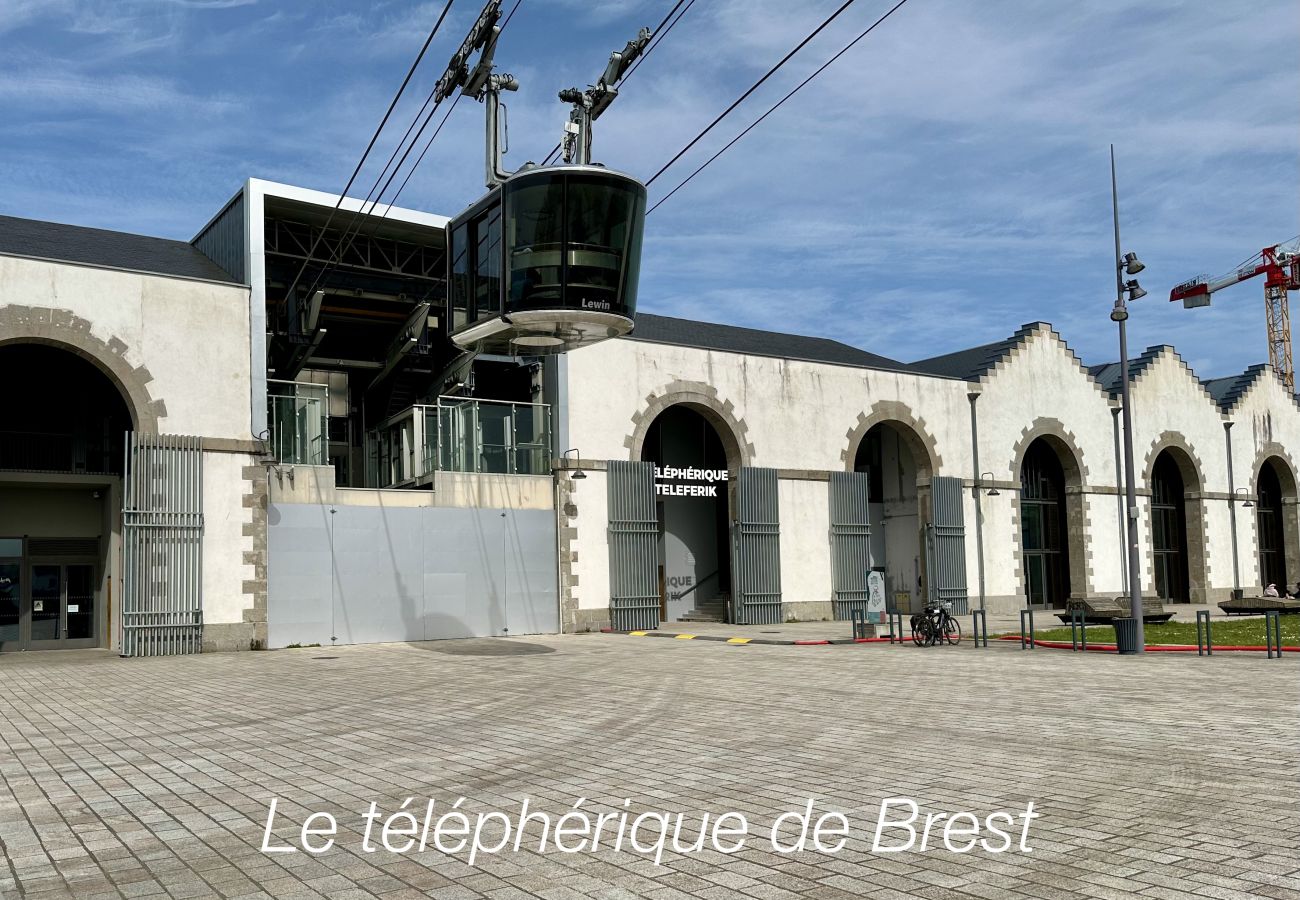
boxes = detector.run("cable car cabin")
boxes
[446,165,646,355]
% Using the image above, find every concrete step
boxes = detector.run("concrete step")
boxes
[676,610,726,623]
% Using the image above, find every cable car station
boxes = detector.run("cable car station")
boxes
[0,2,1297,655]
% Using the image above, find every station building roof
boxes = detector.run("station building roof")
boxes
[627,313,913,373]
[0,214,239,284]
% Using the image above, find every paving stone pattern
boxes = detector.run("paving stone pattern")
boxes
[0,637,1296,899]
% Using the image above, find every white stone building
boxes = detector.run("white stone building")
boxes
[1,187,1296,653]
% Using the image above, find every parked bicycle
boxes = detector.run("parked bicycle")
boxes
[910,600,962,646]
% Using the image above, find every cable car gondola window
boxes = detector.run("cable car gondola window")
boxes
[450,222,471,330]
[473,207,502,325]
[564,174,643,314]
[506,173,566,309]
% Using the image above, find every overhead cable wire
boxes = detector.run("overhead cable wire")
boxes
[648,0,912,214]
[540,0,696,166]
[284,0,456,302]
[305,0,526,303]
[644,0,860,188]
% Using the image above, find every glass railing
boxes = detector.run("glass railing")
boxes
[370,396,552,487]
[267,380,328,466]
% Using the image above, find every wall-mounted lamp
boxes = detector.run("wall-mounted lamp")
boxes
[980,472,999,496]
[1235,487,1253,508]
[562,448,587,480]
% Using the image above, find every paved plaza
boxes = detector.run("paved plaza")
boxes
[0,636,1296,899]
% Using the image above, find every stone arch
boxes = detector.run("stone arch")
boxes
[625,380,752,469]
[1142,435,1211,604]
[1249,443,1299,497]
[0,305,164,431]
[1142,432,1206,491]
[1009,417,1092,602]
[841,400,941,480]
[1009,418,1088,487]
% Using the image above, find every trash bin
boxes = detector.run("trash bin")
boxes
[1114,617,1139,655]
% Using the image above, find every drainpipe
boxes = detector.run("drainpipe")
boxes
[968,391,986,611]
[1111,406,1128,592]
[1224,421,1240,592]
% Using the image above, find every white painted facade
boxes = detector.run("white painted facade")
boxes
[559,321,1300,625]
[0,253,258,650]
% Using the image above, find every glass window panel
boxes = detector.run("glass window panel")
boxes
[0,563,19,643]
[66,564,94,640]
[451,223,471,330]
[473,209,502,324]
[31,565,61,642]
[0,538,21,556]
[506,175,565,309]
[1021,503,1043,551]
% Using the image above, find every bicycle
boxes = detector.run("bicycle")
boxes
[910,600,962,646]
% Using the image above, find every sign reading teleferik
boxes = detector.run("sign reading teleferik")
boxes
[654,466,728,498]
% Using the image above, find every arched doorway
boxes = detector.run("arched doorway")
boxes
[1019,438,1072,608]
[1150,451,1191,602]
[853,422,929,613]
[641,405,734,622]
[0,343,131,650]
[1256,457,1294,593]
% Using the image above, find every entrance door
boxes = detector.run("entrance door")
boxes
[26,561,98,650]
[0,556,19,651]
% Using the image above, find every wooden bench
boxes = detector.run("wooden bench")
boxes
[1055,597,1174,624]
[1217,595,1300,616]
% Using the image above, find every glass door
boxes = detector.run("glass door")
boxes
[25,561,99,649]
[0,560,19,650]
[66,564,96,642]
[28,564,64,646]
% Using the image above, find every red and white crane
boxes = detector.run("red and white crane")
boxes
[1170,238,1300,392]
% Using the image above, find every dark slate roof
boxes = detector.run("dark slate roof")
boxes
[0,214,240,284]
[1202,365,1269,411]
[909,322,1044,380]
[1087,345,1171,396]
[626,313,913,373]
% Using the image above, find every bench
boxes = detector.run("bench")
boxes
[1217,595,1300,616]
[1055,597,1174,624]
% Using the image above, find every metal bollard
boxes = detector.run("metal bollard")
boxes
[851,608,868,641]
[888,611,905,644]
[1265,610,1282,659]
[1195,609,1212,657]
[1069,608,1087,652]
[971,609,988,648]
[1019,608,1035,650]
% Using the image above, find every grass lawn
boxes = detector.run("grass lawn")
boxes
[999,616,1300,647]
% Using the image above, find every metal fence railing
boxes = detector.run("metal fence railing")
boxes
[267,380,328,466]
[370,396,552,488]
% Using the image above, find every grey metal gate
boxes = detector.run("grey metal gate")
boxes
[607,460,660,631]
[829,470,872,620]
[732,467,782,624]
[122,433,204,656]
[926,475,969,614]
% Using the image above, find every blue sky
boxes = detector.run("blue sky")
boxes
[1,0,1296,378]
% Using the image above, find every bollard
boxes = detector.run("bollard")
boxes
[1195,609,1212,657]
[1019,608,1035,650]
[888,610,905,644]
[971,609,988,648]
[1264,610,1282,659]
[851,608,868,641]
[1069,608,1087,652]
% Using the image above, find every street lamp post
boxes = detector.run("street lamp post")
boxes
[1109,145,1147,655]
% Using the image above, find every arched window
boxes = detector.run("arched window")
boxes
[1020,439,1071,608]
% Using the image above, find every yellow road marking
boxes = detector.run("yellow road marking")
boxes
[673,633,696,640]
[628,631,648,637]
[726,637,752,644]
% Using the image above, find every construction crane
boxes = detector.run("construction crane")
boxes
[1170,238,1300,392]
